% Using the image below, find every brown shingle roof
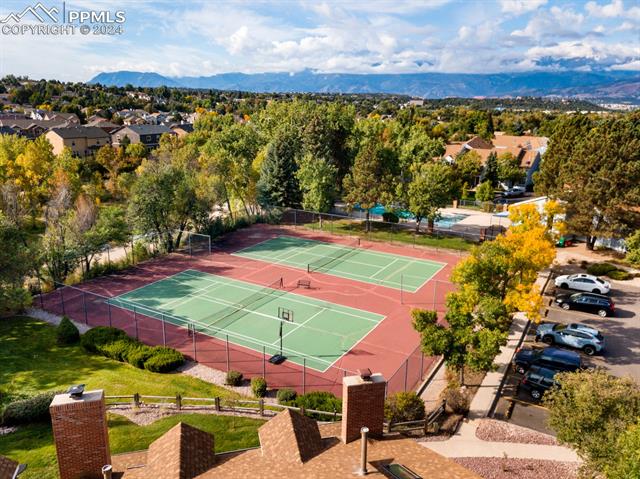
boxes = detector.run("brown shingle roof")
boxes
[145,422,215,479]
[0,455,20,479]
[112,418,481,479]
[48,126,110,140]
[465,136,494,150]
[258,408,323,464]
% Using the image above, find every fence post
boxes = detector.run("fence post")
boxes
[107,302,112,327]
[133,393,140,407]
[226,335,230,371]
[259,398,264,417]
[300,406,306,417]
[302,358,306,395]
[192,324,197,361]
[161,314,166,346]
[59,287,66,315]
[404,359,409,391]
[294,209,297,227]
[188,233,192,256]
[420,352,425,378]
[208,235,212,255]
[82,292,88,325]
[133,307,139,340]
[214,397,221,412]
[176,394,182,410]
[262,346,266,380]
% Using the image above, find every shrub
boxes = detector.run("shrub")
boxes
[385,392,426,423]
[126,344,155,368]
[56,316,80,345]
[1,391,58,426]
[626,230,640,266]
[294,391,342,420]
[607,269,631,281]
[441,387,469,414]
[100,339,135,362]
[475,181,494,202]
[0,286,32,317]
[382,211,399,223]
[251,377,268,398]
[586,262,618,276]
[277,388,297,404]
[225,370,244,386]
[81,326,128,353]
[143,347,185,373]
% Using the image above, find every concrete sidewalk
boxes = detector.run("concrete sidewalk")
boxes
[418,270,581,462]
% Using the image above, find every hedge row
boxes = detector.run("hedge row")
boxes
[278,390,342,420]
[1,391,59,426]
[81,326,184,373]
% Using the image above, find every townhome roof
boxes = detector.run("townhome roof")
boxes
[118,124,175,135]
[48,126,110,139]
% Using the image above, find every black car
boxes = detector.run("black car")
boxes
[520,365,560,400]
[555,292,615,318]
[513,347,582,375]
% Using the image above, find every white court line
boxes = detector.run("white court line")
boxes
[277,234,445,267]
[271,308,326,345]
[239,243,431,281]
[179,269,382,323]
[370,257,401,280]
[111,291,336,369]
[159,277,226,309]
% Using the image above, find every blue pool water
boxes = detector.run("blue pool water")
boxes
[355,204,468,228]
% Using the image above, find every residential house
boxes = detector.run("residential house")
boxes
[48,374,481,479]
[86,118,121,134]
[170,123,194,137]
[0,125,17,136]
[111,124,175,149]
[0,119,71,139]
[443,132,548,188]
[28,110,80,124]
[45,126,111,157]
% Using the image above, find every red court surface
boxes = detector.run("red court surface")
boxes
[39,224,464,397]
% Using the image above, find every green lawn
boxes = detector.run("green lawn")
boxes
[303,219,474,251]
[0,317,239,402]
[0,317,263,479]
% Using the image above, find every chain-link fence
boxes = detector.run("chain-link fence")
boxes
[281,208,507,249]
[36,283,355,397]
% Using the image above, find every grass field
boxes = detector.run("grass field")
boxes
[233,235,444,291]
[109,269,385,372]
[0,317,263,479]
[302,219,475,251]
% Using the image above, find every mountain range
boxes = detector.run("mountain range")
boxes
[89,70,640,99]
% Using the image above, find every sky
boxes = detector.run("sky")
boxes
[0,0,638,82]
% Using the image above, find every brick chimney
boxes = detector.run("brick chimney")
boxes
[50,389,111,479]
[341,371,386,444]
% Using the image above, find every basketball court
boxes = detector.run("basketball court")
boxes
[107,269,384,372]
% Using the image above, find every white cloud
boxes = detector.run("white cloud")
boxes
[511,6,584,40]
[585,0,625,18]
[499,0,547,15]
[610,59,640,70]
[526,40,639,67]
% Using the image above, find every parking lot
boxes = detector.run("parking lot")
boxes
[494,269,640,434]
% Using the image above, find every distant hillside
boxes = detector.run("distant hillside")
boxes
[89,70,640,99]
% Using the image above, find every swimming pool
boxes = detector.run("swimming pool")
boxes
[356,204,468,228]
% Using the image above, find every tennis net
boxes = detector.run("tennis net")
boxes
[307,238,361,273]
[207,277,284,329]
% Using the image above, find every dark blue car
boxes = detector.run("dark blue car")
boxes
[513,347,582,375]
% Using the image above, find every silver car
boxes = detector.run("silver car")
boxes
[554,274,611,295]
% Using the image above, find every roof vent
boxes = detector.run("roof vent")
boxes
[67,384,85,398]
[358,368,372,381]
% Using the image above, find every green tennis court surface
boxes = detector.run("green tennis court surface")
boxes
[233,235,444,292]
[108,269,384,372]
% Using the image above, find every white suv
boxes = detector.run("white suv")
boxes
[554,273,611,295]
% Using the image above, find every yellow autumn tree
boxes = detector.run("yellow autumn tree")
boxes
[451,203,555,322]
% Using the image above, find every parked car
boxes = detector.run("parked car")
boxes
[513,347,582,375]
[501,187,525,198]
[555,292,615,318]
[520,365,560,400]
[535,322,605,356]
[554,273,611,294]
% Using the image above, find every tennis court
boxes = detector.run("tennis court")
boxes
[107,269,384,372]
[233,235,444,292]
